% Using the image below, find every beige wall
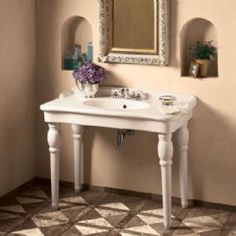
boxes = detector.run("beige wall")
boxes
[36,0,236,206]
[0,0,35,195]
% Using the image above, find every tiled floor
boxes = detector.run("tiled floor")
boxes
[0,181,234,235]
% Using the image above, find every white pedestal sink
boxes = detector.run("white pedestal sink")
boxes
[40,86,197,229]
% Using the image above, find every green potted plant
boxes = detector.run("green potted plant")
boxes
[190,41,217,77]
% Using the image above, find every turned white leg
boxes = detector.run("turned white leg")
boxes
[71,125,85,193]
[158,133,173,229]
[176,123,189,208]
[47,123,61,209]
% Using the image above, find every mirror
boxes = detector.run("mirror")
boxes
[98,0,169,65]
[113,0,156,53]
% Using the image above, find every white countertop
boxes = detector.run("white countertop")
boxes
[40,87,197,122]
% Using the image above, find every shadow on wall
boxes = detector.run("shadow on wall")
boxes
[83,127,159,192]
[102,70,131,87]
[187,99,236,202]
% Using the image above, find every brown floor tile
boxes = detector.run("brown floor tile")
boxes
[0,217,27,234]
[228,230,236,235]
[0,197,20,209]
[9,228,44,236]
[0,180,233,236]
[225,211,236,227]
[61,224,114,235]
[19,189,49,200]
[198,228,230,236]
[40,223,72,236]
[96,193,145,212]
[80,191,108,206]
[9,217,38,234]
[61,205,88,222]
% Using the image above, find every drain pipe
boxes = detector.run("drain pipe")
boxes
[117,129,135,149]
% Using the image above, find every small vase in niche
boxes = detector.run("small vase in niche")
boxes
[195,59,209,77]
[87,42,93,62]
[72,62,105,98]
[63,50,73,70]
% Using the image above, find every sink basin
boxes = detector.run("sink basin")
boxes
[83,98,150,110]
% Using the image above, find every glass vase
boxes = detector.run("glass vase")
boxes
[76,81,98,98]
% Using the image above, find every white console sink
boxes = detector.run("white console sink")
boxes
[40,86,197,230]
[83,98,150,110]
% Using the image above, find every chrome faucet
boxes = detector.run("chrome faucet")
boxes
[112,88,145,100]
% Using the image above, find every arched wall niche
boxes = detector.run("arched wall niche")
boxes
[62,16,93,70]
[180,18,218,77]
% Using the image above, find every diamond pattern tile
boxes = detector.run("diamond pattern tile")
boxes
[16,196,45,205]
[75,225,109,235]
[125,224,160,235]
[21,190,49,199]
[0,212,20,220]
[95,208,128,227]
[0,181,231,235]
[100,202,130,211]
[32,211,69,228]
[79,217,113,228]
[0,205,25,214]
[61,196,87,205]
[12,228,44,236]
[137,213,163,224]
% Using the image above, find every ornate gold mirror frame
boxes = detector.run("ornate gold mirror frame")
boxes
[98,0,169,66]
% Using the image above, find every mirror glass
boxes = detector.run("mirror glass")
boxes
[112,0,157,54]
[99,0,169,65]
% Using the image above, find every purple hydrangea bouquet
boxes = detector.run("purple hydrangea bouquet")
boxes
[72,62,105,98]
[73,62,105,84]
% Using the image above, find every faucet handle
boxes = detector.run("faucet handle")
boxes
[112,88,129,98]
[120,88,125,96]
[135,93,142,100]
[135,91,145,100]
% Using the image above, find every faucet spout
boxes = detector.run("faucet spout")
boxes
[111,88,146,100]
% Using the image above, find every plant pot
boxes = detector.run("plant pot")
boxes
[76,81,98,98]
[195,59,209,77]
